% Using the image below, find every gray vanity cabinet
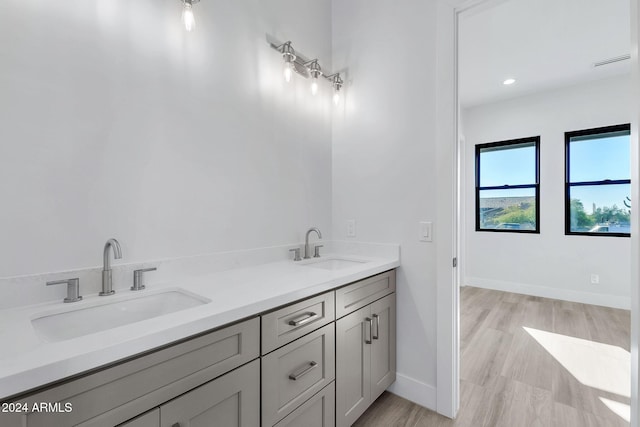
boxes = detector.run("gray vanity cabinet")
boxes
[335,274,396,427]
[2,270,396,427]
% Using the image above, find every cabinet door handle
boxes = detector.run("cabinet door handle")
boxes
[288,361,318,380]
[172,423,181,427]
[365,317,373,344]
[288,312,319,326]
[372,314,380,340]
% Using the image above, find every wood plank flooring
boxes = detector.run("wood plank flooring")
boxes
[353,286,631,427]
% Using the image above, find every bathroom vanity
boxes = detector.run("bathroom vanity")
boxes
[0,254,397,427]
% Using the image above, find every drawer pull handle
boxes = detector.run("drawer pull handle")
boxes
[288,361,318,380]
[172,423,181,427]
[288,312,319,327]
[365,317,373,344]
[372,314,380,340]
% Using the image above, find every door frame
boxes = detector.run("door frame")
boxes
[436,0,640,423]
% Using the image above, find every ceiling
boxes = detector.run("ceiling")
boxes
[459,0,630,108]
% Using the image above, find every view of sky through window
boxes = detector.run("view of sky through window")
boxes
[480,143,535,187]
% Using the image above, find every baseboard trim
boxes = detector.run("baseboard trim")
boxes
[387,373,437,411]
[465,277,630,310]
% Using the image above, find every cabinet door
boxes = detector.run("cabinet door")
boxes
[160,359,259,427]
[119,409,160,427]
[336,305,371,427]
[370,293,396,401]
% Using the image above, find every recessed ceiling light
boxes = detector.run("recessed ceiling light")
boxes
[503,78,516,85]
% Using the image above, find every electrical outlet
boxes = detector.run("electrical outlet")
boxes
[347,220,356,237]
[590,274,600,285]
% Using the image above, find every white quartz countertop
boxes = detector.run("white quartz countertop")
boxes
[0,252,399,399]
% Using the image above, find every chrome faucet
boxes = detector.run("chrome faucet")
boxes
[100,238,122,296]
[304,227,322,259]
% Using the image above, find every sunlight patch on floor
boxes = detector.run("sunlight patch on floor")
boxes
[599,397,631,422]
[523,327,630,398]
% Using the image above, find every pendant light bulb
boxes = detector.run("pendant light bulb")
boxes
[283,61,294,82]
[331,73,343,106]
[182,1,195,32]
[308,60,322,96]
[281,43,296,83]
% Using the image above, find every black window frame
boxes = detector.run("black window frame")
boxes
[475,136,541,234]
[565,123,631,237]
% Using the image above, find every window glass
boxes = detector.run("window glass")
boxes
[479,142,536,187]
[568,184,630,234]
[569,132,629,182]
[479,188,537,231]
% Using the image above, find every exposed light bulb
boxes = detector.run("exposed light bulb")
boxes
[503,78,516,85]
[283,62,293,82]
[281,43,296,83]
[182,2,195,32]
[330,73,343,106]
[311,78,319,95]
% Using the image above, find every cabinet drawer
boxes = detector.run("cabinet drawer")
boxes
[335,270,396,318]
[262,323,335,426]
[11,317,260,427]
[118,409,159,427]
[262,291,335,355]
[160,359,260,427]
[274,382,335,427]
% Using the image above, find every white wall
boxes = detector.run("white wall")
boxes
[0,0,334,278]
[462,75,631,308]
[332,0,441,408]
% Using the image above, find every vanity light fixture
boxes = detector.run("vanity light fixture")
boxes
[306,60,323,95]
[269,37,344,104]
[180,0,199,32]
[503,78,516,85]
[326,73,344,105]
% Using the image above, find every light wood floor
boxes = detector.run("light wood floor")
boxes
[353,286,631,427]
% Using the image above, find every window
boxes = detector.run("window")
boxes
[475,137,540,233]
[565,124,630,237]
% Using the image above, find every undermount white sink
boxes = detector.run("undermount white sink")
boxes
[302,258,368,271]
[31,289,210,342]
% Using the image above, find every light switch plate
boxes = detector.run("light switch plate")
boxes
[419,221,432,242]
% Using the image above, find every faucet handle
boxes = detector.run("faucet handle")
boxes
[47,278,82,303]
[314,245,324,258]
[289,248,302,262]
[132,267,157,291]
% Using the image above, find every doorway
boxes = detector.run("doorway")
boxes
[451,0,634,424]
